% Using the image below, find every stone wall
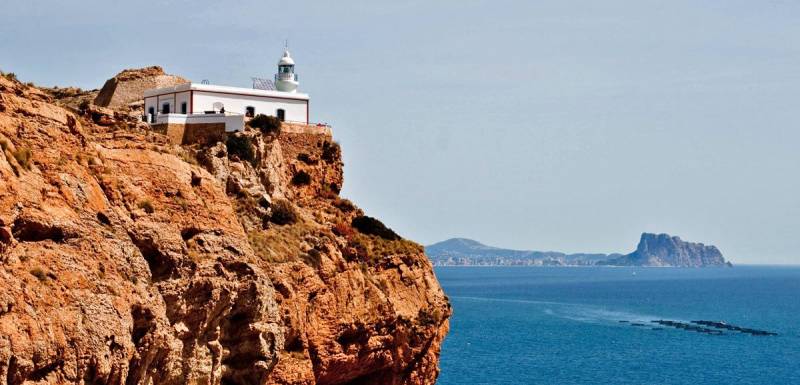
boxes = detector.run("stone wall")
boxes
[152,123,225,145]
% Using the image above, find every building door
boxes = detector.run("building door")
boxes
[162,103,170,114]
[148,107,155,123]
[277,109,285,121]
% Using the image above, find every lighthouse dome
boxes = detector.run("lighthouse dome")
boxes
[278,50,295,66]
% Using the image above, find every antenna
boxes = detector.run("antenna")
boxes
[251,77,275,90]
[284,39,289,49]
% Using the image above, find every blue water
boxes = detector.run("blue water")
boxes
[435,266,800,385]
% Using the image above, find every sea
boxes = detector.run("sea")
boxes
[434,266,800,385]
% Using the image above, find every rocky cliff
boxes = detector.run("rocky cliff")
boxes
[598,233,730,267]
[0,69,450,384]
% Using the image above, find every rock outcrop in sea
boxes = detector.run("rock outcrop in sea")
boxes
[597,233,731,267]
[0,68,450,384]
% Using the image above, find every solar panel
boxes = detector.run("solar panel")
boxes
[252,77,276,90]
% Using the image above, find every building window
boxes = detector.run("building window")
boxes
[245,106,255,117]
[148,107,155,123]
[276,108,285,121]
[162,103,170,114]
[181,102,187,114]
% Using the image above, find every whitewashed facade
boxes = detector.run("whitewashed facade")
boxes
[142,49,309,132]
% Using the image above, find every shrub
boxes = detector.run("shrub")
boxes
[418,308,445,326]
[78,100,91,114]
[291,170,311,186]
[321,141,341,163]
[30,267,47,282]
[351,216,400,240]
[0,139,9,151]
[226,135,255,164]
[333,198,356,213]
[270,199,297,225]
[138,199,155,214]
[248,114,282,136]
[2,72,18,82]
[12,147,32,170]
[297,153,316,165]
[332,222,355,239]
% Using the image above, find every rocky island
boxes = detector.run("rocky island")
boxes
[0,68,450,384]
[428,233,731,267]
[597,233,731,267]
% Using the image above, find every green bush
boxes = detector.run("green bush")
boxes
[248,114,282,136]
[291,170,311,186]
[351,216,400,241]
[270,199,297,225]
[226,135,255,164]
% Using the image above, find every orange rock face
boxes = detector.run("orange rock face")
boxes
[0,72,449,384]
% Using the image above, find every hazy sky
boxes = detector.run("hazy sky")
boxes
[2,1,799,264]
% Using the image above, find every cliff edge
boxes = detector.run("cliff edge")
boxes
[0,69,450,384]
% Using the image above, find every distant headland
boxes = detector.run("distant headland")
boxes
[427,233,732,267]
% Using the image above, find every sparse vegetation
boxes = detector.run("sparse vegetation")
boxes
[297,153,317,165]
[178,149,198,165]
[270,199,297,225]
[138,199,155,214]
[1,72,18,82]
[30,267,47,282]
[247,114,282,136]
[417,307,445,326]
[332,197,356,213]
[321,141,341,163]
[0,139,9,151]
[291,170,311,186]
[248,219,316,263]
[78,100,91,114]
[225,135,256,165]
[332,222,355,239]
[351,215,400,240]
[12,147,32,170]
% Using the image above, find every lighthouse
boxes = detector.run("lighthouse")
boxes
[275,49,299,93]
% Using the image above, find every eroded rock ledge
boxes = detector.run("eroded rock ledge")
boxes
[0,69,450,385]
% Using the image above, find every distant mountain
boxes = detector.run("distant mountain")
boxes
[597,233,731,267]
[425,238,616,266]
[427,233,731,267]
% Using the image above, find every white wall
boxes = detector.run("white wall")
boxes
[145,91,190,117]
[192,91,308,123]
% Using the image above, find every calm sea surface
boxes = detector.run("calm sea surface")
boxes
[435,266,800,385]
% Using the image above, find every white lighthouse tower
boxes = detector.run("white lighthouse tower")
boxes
[275,48,299,93]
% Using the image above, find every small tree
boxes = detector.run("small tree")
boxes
[248,114,282,136]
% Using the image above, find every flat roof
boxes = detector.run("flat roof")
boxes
[143,83,309,100]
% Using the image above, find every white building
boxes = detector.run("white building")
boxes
[143,49,309,133]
